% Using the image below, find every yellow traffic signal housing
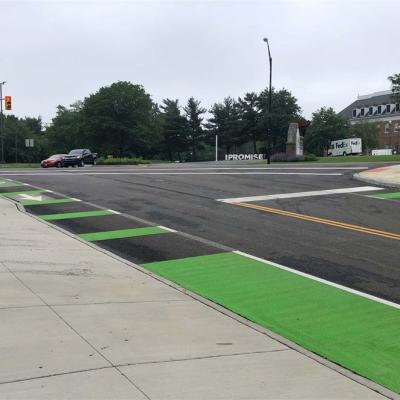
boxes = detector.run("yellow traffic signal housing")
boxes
[5,96,12,110]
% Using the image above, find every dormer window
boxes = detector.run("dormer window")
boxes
[352,109,357,117]
[386,104,391,113]
[369,107,373,115]
[396,103,400,112]
[377,105,382,114]
[360,108,364,116]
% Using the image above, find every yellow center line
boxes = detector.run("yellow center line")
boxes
[236,202,400,241]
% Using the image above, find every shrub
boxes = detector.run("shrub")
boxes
[96,157,151,165]
[304,153,318,161]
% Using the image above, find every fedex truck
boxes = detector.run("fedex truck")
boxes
[328,138,362,157]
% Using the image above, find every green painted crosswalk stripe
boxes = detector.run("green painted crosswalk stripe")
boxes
[368,192,400,200]
[21,198,77,206]
[1,189,47,197]
[79,226,169,241]
[40,209,115,221]
[142,252,400,394]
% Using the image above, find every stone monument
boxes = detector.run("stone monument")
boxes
[286,122,303,159]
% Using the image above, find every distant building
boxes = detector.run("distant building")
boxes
[339,90,400,153]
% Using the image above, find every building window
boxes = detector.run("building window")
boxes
[386,104,391,113]
[360,108,364,116]
[396,103,400,112]
[369,106,373,115]
[378,105,382,114]
[352,109,357,117]
[385,123,390,134]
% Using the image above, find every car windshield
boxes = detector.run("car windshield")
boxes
[68,149,84,155]
[49,154,63,160]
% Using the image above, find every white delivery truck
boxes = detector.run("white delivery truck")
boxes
[328,138,362,156]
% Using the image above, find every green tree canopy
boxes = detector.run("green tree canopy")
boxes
[207,97,242,154]
[388,73,400,102]
[160,99,188,162]
[238,92,260,153]
[305,107,349,156]
[257,88,302,151]
[349,122,379,152]
[82,81,156,157]
[184,97,206,161]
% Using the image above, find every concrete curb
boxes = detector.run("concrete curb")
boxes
[354,164,400,189]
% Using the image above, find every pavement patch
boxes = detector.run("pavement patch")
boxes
[51,214,147,234]
[96,233,227,264]
[142,252,400,394]
[368,192,400,200]
[40,209,116,221]
[25,201,101,215]
[79,226,169,242]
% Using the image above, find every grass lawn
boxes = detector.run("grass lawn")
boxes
[313,154,400,163]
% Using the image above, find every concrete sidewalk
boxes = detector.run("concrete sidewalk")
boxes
[0,197,390,399]
[355,164,400,188]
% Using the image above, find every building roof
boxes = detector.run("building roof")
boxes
[339,90,400,121]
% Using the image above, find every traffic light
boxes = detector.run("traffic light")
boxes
[5,96,12,110]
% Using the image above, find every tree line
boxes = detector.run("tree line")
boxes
[1,73,398,163]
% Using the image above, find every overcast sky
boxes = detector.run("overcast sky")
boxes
[2,0,399,124]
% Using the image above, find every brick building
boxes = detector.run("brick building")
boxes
[339,90,400,153]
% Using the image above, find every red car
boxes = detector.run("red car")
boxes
[41,154,67,168]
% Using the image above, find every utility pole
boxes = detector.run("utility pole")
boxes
[263,38,272,164]
[215,134,218,162]
[0,81,5,163]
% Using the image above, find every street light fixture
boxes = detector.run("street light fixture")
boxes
[263,38,272,164]
[0,81,6,163]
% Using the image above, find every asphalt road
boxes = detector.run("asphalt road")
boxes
[1,161,399,303]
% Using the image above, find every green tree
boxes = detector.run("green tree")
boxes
[238,92,260,153]
[207,97,242,155]
[388,73,400,102]
[257,88,301,151]
[45,102,84,154]
[1,115,45,163]
[82,81,156,157]
[160,99,188,162]
[305,107,349,156]
[184,97,206,161]
[349,122,379,152]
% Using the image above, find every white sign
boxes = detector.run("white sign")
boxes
[25,139,34,147]
[225,154,265,161]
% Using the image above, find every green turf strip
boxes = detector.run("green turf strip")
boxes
[369,192,400,199]
[143,252,400,393]
[1,189,47,197]
[40,209,114,221]
[20,198,77,206]
[79,226,169,241]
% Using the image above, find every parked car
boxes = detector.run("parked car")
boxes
[63,149,97,167]
[41,154,67,168]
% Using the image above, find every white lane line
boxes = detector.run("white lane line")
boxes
[218,186,384,203]
[72,166,368,171]
[108,209,121,215]
[234,251,400,309]
[70,197,82,202]
[0,172,343,176]
[158,225,177,233]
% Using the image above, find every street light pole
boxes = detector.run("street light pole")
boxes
[263,38,272,164]
[0,81,6,163]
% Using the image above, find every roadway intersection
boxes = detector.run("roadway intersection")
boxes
[1,162,399,302]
